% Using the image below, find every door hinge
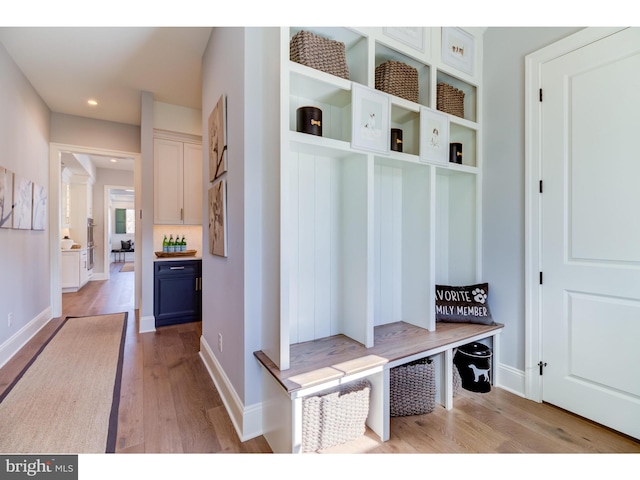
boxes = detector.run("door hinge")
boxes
[539,180,543,193]
[538,361,547,375]
[539,88,543,102]
[539,272,543,285]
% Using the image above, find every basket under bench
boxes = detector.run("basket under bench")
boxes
[254,320,503,453]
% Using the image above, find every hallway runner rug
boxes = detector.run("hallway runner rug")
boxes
[0,312,127,453]
[120,262,134,272]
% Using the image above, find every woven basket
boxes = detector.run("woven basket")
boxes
[290,30,350,80]
[301,379,371,452]
[390,357,436,417]
[437,82,465,118]
[453,363,462,397]
[375,60,419,103]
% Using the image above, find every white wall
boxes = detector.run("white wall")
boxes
[153,101,201,136]
[50,112,140,153]
[202,27,248,402]
[201,27,280,418]
[0,41,51,354]
[482,27,582,372]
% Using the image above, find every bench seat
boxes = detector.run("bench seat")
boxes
[254,321,503,453]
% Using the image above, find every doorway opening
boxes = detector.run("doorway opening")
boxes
[49,143,141,318]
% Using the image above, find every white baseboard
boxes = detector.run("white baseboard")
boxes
[495,362,526,397]
[90,272,107,281]
[139,315,156,333]
[199,336,263,442]
[0,307,52,369]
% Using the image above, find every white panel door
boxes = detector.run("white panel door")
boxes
[541,27,640,439]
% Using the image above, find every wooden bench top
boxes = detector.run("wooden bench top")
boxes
[254,321,503,394]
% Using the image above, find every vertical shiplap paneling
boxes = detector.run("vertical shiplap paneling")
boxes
[401,164,432,330]
[295,151,316,343]
[329,156,341,336]
[288,149,300,344]
[313,156,332,339]
[435,173,450,285]
[374,163,403,326]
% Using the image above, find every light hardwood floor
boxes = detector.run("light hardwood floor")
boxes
[1,262,638,454]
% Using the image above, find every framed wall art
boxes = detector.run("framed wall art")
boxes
[208,178,227,257]
[420,107,449,165]
[383,27,425,53]
[351,83,391,155]
[32,182,47,231]
[208,94,228,182]
[441,27,475,76]
[12,174,32,230]
[0,166,14,229]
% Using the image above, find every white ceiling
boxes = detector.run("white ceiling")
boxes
[0,27,212,177]
[0,27,212,127]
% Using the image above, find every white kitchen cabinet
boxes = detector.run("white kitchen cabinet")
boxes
[153,135,202,225]
[61,249,89,292]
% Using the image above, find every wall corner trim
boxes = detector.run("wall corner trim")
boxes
[199,336,263,442]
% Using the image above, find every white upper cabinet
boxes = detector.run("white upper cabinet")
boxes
[153,136,202,225]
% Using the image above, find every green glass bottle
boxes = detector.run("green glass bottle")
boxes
[168,234,174,253]
[181,235,186,252]
[162,235,168,253]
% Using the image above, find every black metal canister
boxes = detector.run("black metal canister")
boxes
[449,142,462,164]
[391,128,403,152]
[296,106,322,136]
[454,342,492,393]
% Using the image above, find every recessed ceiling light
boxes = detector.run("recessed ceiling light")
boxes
[110,158,117,163]
[87,99,98,106]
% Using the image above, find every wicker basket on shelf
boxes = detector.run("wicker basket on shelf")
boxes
[301,379,371,452]
[437,82,465,118]
[290,30,350,80]
[375,60,419,103]
[390,357,436,417]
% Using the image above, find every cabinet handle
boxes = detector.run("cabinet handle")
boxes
[170,266,185,270]
[181,207,184,221]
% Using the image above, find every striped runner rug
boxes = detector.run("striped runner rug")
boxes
[0,312,127,453]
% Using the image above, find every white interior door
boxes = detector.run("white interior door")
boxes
[540,27,640,439]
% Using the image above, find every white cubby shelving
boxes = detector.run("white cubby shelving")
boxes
[278,26,483,369]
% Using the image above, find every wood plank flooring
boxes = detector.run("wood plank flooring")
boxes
[1,262,639,454]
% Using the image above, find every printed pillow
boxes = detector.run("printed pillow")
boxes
[435,283,495,325]
[121,240,132,251]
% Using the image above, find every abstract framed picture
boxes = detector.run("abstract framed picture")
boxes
[441,27,475,76]
[351,83,391,155]
[0,166,14,229]
[208,178,227,257]
[32,182,47,231]
[208,94,228,182]
[12,174,32,230]
[420,107,449,165]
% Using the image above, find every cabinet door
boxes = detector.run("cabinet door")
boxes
[183,142,203,225]
[61,251,79,288]
[154,138,184,224]
[154,261,202,327]
[79,250,88,286]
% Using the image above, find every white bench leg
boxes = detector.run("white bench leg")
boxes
[444,349,454,410]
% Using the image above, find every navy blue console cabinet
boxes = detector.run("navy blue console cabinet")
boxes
[154,259,202,327]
